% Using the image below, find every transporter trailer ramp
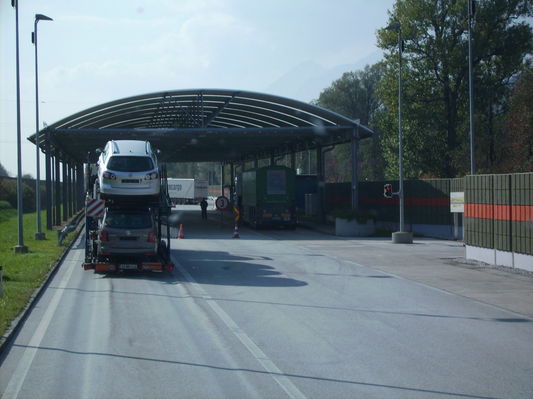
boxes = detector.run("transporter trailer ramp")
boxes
[82,164,174,273]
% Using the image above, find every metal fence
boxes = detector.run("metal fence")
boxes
[465,173,533,256]
[323,173,532,250]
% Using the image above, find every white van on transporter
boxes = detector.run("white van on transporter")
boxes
[95,140,160,200]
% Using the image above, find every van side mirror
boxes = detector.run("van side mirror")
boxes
[95,148,102,154]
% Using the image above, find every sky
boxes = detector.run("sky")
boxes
[0,0,395,177]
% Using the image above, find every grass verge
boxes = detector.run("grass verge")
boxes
[0,203,76,338]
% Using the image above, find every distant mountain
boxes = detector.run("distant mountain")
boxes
[265,51,383,103]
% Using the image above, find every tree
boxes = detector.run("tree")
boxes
[376,0,532,178]
[314,63,386,181]
[0,162,9,177]
[497,67,533,172]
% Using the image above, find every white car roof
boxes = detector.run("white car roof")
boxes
[111,140,152,156]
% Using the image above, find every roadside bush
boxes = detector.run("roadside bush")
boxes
[23,184,36,213]
[0,200,13,210]
[0,178,36,212]
[0,178,17,208]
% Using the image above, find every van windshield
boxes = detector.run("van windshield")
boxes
[107,156,154,172]
[104,212,152,229]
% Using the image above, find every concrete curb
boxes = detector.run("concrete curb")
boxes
[0,216,84,356]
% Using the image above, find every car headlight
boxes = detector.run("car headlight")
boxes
[145,172,158,180]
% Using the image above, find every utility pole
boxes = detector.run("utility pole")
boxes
[468,0,476,175]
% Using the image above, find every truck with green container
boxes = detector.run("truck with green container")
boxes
[238,165,297,229]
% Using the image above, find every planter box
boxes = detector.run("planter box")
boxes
[335,217,375,237]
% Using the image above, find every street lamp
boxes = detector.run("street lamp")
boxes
[32,13,53,240]
[11,0,28,253]
[468,0,476,175]
[386,22,412,244]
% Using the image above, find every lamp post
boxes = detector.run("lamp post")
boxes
[32,13,53,240]
[386,22,412,244]
[468,0,476,175]
[11,0,28,253]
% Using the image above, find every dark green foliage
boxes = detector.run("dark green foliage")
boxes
[0,201,12,210]
[315,63,386,181]
[499,68,533,172]
[376,0,532,178]
[0,178,36,212]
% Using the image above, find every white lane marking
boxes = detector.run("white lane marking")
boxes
[172,255,308,399]
[2,246,81,399]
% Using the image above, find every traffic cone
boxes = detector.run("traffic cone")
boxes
[177,224,185,239]
[232,224,240,239]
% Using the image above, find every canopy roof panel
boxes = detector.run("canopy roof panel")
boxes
[29,89,373,163]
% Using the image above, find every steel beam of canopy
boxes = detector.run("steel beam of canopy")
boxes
[28,89,374,166]
[45,126,358,162]
[204,93,237,126]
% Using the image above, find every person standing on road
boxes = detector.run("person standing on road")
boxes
[200,198,208,220]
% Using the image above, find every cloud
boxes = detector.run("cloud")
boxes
[39,4,263,113]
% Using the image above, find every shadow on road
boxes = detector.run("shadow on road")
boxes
[172,249,307,288]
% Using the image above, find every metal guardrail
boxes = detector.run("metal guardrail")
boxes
[57,211,85,246]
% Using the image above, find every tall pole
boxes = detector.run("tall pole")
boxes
[351,124,359,211]
[398,27,405,233]
[33,14,53,240]
[13,0,28,253]
[386,22,412,244]
[468,0,476,175]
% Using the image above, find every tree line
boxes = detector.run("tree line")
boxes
[317,0,531,181]
[2,1,530,184]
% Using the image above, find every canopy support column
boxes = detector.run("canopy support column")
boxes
[62,161,68,222]
[54,156,61,226]
[351,129,359,210]
[76,163,84,211]
[45,130,52,230]
[316,146,325,223]
[290,152,296,171]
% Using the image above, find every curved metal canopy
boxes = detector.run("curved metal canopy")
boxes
[29,89,373,163]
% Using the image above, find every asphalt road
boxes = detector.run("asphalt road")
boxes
[1,207,532,399]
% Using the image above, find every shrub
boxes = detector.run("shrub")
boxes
[0,178,36,212]
[0,200,13,210]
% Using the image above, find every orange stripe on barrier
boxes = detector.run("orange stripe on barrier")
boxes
[510,205,533,221]
[465,204,533,221]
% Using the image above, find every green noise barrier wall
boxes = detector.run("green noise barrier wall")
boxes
[463,173,532,255]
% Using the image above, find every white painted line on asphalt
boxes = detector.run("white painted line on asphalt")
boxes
[172,255,308,399]
[1,247,81,399]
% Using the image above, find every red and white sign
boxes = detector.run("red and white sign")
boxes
[86,198,105,217]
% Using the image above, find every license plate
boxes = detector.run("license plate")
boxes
[120,263,138,270]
